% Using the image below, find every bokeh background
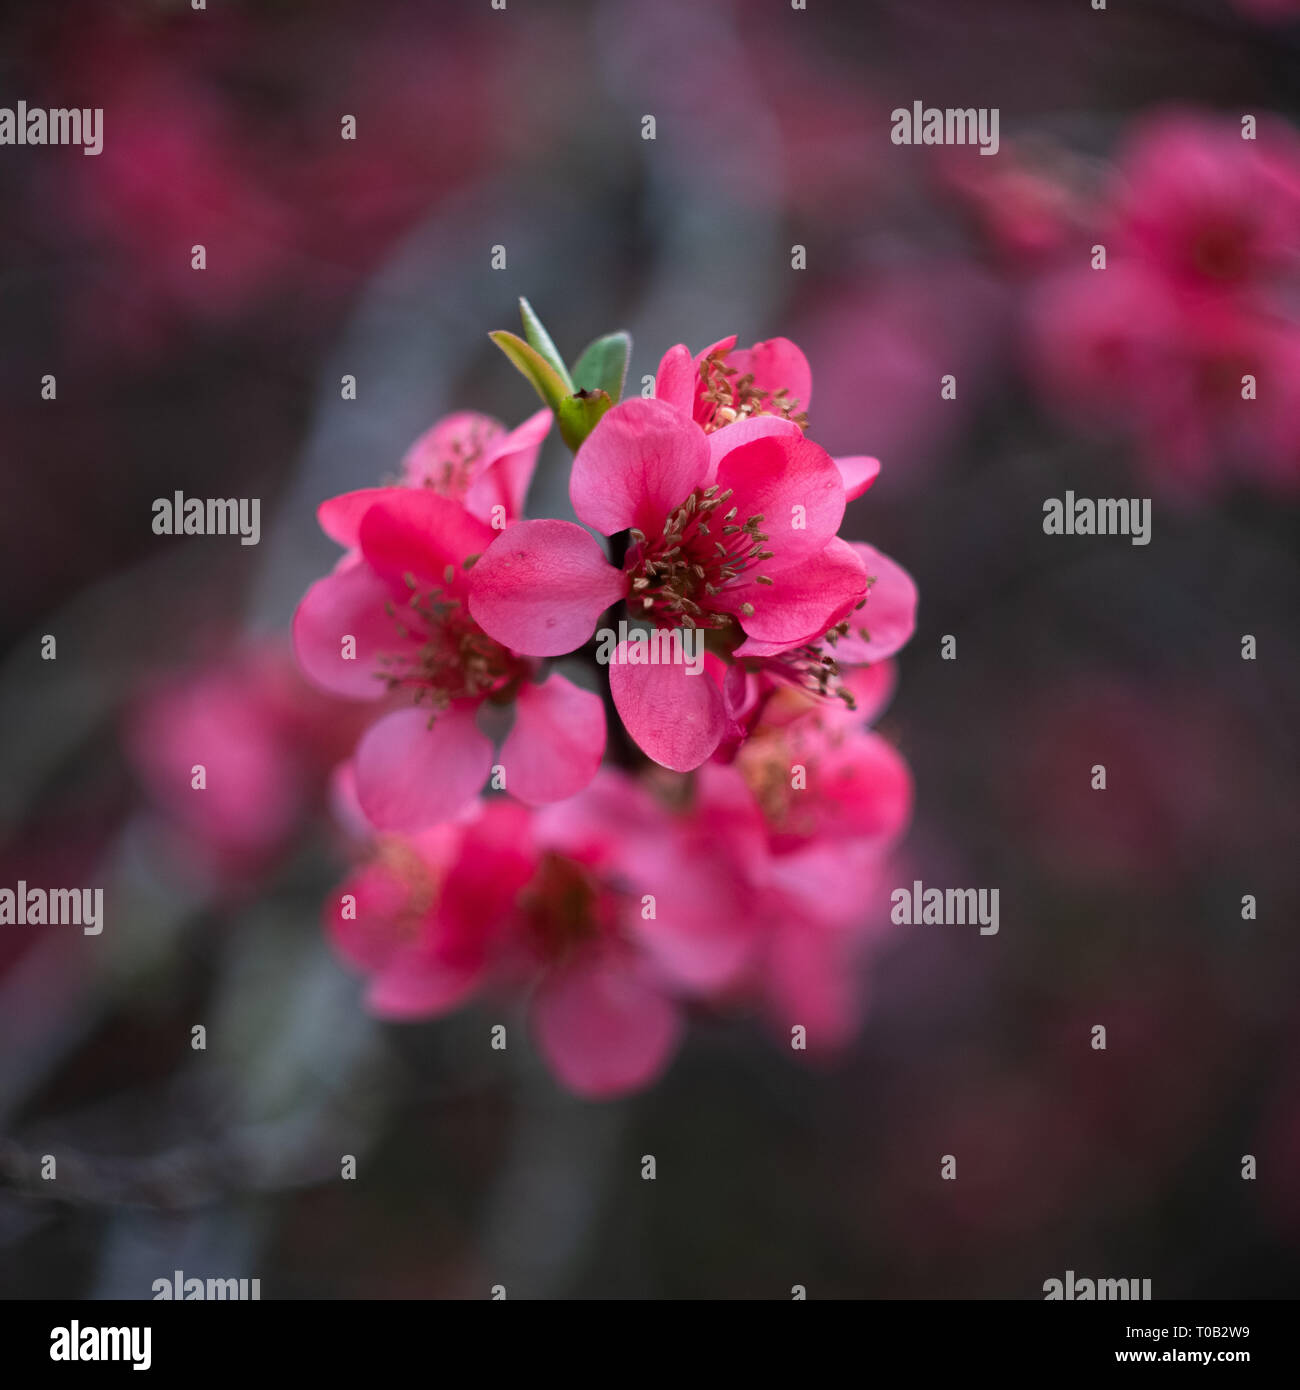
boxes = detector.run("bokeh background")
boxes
[2,0,1298,1298]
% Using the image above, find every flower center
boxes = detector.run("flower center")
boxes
[761,637,855,708]
[373,837,440,942]
[520,853,603,960]
[738,737,821,840]
[1191,223,1248,282]
[757,592,869,707]
[377,567,521,707]
[625,487,774,629]
[696,346,809,434]
[418,421,494,497]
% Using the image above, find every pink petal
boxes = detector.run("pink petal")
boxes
[464,407,552,526]
[631,862,758,993]
[293,563,399,700]
[499,673,606,805]
[327,862,415,973]
[353,705,492,831]
[840,661,898,726]
[654,343,696,415]
[765,918,861,1053]
[769,840,892,933]
[815,730,914,844]
[729,337,813,414]
[833,544,919,662]
[834,455,881,501]
[531,766,665,871]
[713,433,845,572]
[719,537,867,648]
[358,489,495,594]
[468,519,626,657]
[436,800,538,945]
[532,948,682,1098]
[609,645,728,770]
[368,951,484,1020]
[318,488,393,548]
[570,397,709,536]
[401,411,505,491]
[329,760,374,842]
[706,413,802,478]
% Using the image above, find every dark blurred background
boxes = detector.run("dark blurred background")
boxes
[1,0,1298,1298]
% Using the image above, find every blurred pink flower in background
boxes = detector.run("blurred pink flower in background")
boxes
[46,6,513,361]
[326,775,692,1098]
[1027,108,1300,497]
[932,140,1093,267]
[1113,111,1300,292]
[328,796,536,1020]
[125,639,365,882]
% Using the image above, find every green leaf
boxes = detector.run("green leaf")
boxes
[489,330,570,413]
[518,298,574,393]
[571,331,631,403]
[557,389,613,452]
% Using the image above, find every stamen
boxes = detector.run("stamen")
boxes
[695,346,811,433]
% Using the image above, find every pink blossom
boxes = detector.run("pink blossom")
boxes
[738,680,911,1049]
[511,816,685,1099]
[468,397,869,770]
[1026,108,1300,497]
[724,541,918,727]
[539,766,769,998]
[654,335,813,436]
[733,684,913,936]
[1029,261,1300,496]
[126,640,364,881]
[311,407,550,546]
[397,407,552,526]
[654,334,881,502]
[932,140,1088,266]
[294,486,605,830]
[329,776,689,1099]
[328,798,537,1018]
[1113,110,1300,292]
[662,689,913,1053]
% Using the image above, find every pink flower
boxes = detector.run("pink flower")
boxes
[932,141,1086,266]
[329,775,689,1099]
[540,766,770,998]
[324,407,551,535]
[126,640,364,881]
[468,396,869,770]
[294,486,605,830]
[1029,262,1300,496]
[1114,110,1300,292]
[654,335,813,435]
[727,673,913,956]
[723,541,918,732]
[328,798,537,1018]
[654,334,882,500]
[618,685,914,1055]
[734,692,913,1051]
[512,801,686,1098]
[1026,107,1300,498]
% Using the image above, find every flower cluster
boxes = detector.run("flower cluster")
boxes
[294,306,917,1096]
